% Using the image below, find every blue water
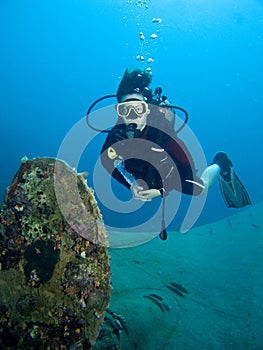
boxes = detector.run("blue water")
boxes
[1,0,263,231]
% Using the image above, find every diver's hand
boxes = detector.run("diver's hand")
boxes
[130,183,145,200]
[131,184,161,201]
[138,189,161,201]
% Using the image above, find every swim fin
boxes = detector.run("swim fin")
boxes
[213,152,251,208]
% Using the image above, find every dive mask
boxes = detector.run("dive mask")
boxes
[116,101,149,118]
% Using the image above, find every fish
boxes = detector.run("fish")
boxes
[169,282,189,294]
[165,284,185,298]
[144,295,166,312]
[149,293,163,301]
[162,302,171,311]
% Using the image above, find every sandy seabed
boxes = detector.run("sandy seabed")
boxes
[108,202,263,350]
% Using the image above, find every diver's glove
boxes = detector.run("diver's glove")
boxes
[130,183,161,201]
[159,97,176,125]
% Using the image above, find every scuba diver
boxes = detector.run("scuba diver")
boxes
[87,68,251,239]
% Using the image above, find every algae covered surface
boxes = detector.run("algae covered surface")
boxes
[0,157,112,349]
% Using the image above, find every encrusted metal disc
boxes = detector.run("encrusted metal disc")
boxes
[0,157,111,349]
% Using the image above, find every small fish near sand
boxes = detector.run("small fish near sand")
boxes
[105,309,129,339]
[144,293,170,312]
[165,282,189,298]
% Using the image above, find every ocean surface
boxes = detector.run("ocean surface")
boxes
[0,1,263,348]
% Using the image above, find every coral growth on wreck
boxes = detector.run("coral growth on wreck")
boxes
[0,157,111,349]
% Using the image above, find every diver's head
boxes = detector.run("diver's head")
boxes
[86,67,188,134]
[116,93,150,131]
[116,69,153,131]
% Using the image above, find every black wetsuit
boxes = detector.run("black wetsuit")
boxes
[100,117,203,196]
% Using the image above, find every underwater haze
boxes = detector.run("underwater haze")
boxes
[1,0,262,230]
